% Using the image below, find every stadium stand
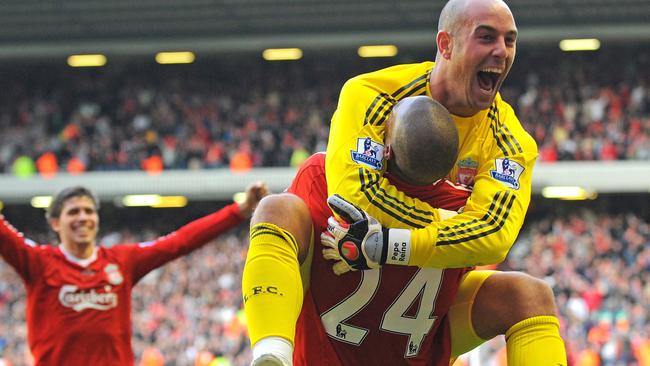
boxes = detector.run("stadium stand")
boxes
[0,8,649,363]
[0,46,648,176]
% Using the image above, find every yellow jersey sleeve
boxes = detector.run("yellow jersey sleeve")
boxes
[409,101,538,268]
[326,68,443,232]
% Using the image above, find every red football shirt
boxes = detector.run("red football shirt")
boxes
[289,153,472,366]
[0,203,243,366]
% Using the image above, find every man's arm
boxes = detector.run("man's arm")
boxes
[408,104,538,267]
[326,76,445,230]
[0,214,40,282]
[129,182,268,281]
[327,78,537,268]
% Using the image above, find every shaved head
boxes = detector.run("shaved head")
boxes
[438,0,466,34]
[439,0,512,35]
[386,96,458,185]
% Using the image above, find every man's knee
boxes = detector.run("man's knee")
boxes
[500,272,556,313]
[472,271,557,337]
[251,193,313,262]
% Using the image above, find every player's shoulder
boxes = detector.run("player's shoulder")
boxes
[99,243,136,257]
[30,245,72,270]
[343,61,434,91]
[492,95,537,153]
[292,152,327,185]
[27,243,59,261]
[293,152,326,178]
[302,152,326,167]
[492,93,517,120]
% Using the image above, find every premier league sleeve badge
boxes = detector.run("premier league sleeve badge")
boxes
[350,137,384,170]
[490,158,524,189]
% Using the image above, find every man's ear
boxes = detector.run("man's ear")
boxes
[436,30,453,59]
[50,218,61,234]
[384,144,392,161]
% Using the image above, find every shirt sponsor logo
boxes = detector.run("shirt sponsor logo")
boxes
[351,137,384,170]
[58,285,118,312]
[490,158,524,189]
[457,158,479,186]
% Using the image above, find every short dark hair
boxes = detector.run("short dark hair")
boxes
[46,186,100,221]
[388,96,458,185]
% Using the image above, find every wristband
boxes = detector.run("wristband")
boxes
[385,229,411,265]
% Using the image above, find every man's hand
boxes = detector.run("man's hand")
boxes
[321,195,412,275]
[321,195,387,275]
[238,181,269,218]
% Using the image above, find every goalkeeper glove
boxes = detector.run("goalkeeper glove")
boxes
[320,194,411,275]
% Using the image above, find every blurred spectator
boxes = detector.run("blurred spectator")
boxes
[11,156,35,178]
[35,152,57,178]
[139,347,164,366]
[1,202,647,365]
[1,46,649,174]
[503,210,650,365]
[0,44,648,365]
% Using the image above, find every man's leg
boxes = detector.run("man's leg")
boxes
[449,270,567,365]
[242,194,313,365]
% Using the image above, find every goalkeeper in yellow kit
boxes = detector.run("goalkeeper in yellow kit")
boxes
[243,0,567,364]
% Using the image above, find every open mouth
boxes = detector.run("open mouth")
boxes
[477,68,502,92]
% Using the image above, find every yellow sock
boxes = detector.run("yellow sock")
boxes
[242,223,304,347]
[505,315,567,366]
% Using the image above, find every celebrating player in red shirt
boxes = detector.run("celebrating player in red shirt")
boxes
[0,182,267,366]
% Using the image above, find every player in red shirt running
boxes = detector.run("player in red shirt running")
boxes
[0,182,267,366]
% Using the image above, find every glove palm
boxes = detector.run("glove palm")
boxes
[321,195,388,275]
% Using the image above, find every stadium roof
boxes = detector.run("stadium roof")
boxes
[1,0,649,58]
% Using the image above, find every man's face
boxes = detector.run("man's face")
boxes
[50,195,99,249]
[447,1,517,115]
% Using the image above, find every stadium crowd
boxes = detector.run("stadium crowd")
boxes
[503,209,650,366]
[0,44,649,365]
[504,47,650,163]
[0,203,648,365]
[0,46,649,176]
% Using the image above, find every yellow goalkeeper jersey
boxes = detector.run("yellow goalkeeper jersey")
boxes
[325,61,538,268]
